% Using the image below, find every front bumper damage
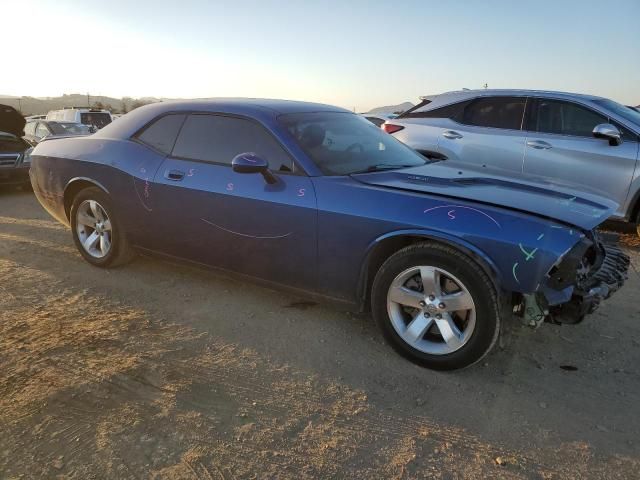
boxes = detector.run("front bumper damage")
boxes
[517,232,630,326]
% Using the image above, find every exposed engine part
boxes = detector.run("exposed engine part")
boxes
[548,235,629,324]
[513,293,549,328]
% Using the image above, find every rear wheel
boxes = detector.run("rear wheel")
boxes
[371,242,501,370]
[70,187,135,267]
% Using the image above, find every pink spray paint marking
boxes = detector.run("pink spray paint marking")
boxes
[187,168,195,177]
[226,183,234,191]
[447,209,456,220]
[297,188,306,197]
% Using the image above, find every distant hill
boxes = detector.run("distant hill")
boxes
[0,94,162,115]
[366,102,414,115]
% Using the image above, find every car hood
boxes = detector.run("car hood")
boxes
[0,104,25,138]
[351,163,618,231]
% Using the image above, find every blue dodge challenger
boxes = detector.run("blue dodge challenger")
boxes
[29,99,629,370]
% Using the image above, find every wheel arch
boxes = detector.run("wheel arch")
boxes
[356,229,503,312]
[63,177,110,221]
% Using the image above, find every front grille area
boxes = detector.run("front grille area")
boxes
[0,154,20,167]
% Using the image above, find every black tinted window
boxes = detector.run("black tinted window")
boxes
[172,114,294,172]
[531,99,607,137]
[136,114,186,154]
[462,97,526,129]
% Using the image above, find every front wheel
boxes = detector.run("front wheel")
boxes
[371,242,501,370]
[70,187,135,268]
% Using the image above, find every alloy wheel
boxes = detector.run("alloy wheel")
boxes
[386,265,476,355]
[75,200,112,258]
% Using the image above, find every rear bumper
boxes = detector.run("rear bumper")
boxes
[550,238,630,323]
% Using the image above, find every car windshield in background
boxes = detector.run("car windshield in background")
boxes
[279,112,427,175]
[80,112,112,129]
[593,98,640,127]
[49,122,92,135]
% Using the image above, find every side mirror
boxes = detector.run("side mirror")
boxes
[232,152,277,184]
[593,123,622,146]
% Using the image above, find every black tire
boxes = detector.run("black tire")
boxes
[371,242,501,371]
[70,187,135,268]
[635,210,640,239]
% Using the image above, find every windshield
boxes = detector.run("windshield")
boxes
[278,112,427,175]
[80,112,112,129]
[49,122,92,135]
[593,98,640,127]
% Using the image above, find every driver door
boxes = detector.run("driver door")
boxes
[151,113,318,292]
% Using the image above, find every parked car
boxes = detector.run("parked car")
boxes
[0,104,31,187]
[25,114,47,121]
[29,99,629,370]
[23,120,93,146]
[383,90,640,236]
[46,108,113,130]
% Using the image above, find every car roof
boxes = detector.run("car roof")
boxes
[413,89,607,113]
[93,98,352,140]
[422,89,606,101]
[150,98,350,115]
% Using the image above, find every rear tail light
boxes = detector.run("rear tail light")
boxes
[382,123,405,134]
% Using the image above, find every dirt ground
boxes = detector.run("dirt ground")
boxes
[1,187,639,479]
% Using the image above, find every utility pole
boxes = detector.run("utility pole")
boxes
[483,83,488,89]
[17,97,22,113]
[87,92,90,107]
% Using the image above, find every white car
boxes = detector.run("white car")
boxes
[383,89,640,235]
[46,108,113,129]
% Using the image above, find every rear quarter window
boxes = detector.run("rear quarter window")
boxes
[80,112,112,129]
[135,114,186,154]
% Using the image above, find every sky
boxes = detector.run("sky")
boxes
[2,0,639,111]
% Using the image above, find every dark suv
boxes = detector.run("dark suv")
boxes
[0,104,31,188]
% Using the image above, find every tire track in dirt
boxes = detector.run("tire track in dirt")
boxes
[1,256,639,479]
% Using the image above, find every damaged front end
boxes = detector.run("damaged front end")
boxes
[516,231,630,326]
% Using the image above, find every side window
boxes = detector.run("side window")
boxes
[172,114,294,172]
[135,114,186,154]
[532,99,607,137]
[401,101,469,120]
[461,97,526,130]
[35,123,50,138]
[24,122,36,136]
[611,122,638,143]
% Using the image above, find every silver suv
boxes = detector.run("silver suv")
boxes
[384,90,640,236]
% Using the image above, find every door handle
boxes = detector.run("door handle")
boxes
[165,169,185,181]
[526,140,552,150]
[442,130,463,140]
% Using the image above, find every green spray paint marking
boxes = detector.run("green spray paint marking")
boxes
[519,244,538,261]
[512,262,520,283]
